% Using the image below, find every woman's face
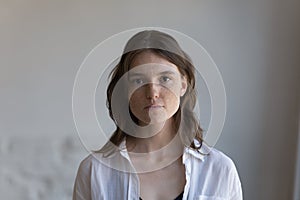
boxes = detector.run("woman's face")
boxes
[128,51,187,125]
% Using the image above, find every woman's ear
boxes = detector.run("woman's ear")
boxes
[180,76,187,97]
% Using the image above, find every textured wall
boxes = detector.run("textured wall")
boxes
[0,135,86,200]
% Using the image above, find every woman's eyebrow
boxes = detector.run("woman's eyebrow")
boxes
[128,72,144,77]
[158,71,177,76]
[128,70,177,77]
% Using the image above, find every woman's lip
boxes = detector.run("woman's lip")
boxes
[144,105,163,109]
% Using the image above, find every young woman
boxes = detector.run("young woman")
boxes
[73,30,243,200]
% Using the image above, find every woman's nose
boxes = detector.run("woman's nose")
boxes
[145,83,160,99]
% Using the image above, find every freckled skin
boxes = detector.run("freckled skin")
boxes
[128,52,185,125]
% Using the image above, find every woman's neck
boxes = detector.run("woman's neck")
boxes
[125,118,184,172]
[126,118,177,153]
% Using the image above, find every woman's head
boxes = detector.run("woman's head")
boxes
[105,30,203,149]
[128,50,187,125]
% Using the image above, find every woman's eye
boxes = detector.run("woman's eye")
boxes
[160,76,171,83]
[131,78,144,85]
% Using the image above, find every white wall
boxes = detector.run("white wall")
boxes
[0,0,299,199]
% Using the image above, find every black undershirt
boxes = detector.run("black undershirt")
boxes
[139,191,184,200]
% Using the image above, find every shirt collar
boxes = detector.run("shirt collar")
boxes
[118,138,207,163]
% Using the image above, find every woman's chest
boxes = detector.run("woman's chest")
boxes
[138,163,186,200]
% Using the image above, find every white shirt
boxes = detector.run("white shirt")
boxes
[73,140,243,200]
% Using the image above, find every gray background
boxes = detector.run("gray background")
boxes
[0,0,299,199]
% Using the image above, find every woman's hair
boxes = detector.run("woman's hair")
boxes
[100,30,203,153]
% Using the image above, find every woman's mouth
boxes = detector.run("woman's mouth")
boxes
[144,105,163,110]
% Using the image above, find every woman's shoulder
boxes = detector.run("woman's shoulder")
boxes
[189,143,238,171]
[206,147,236,167]
[77,151,115,172]
[77,149,134,174]
[187,144,243,199]
[207,147,233,165]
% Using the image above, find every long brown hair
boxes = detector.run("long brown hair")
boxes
[100,30,203,153]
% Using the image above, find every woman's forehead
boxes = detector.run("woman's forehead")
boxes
[131,51,178,70]
[128,63,180,77]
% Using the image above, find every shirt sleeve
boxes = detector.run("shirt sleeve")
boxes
[73,158,92,200]
[229,164,243,200]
